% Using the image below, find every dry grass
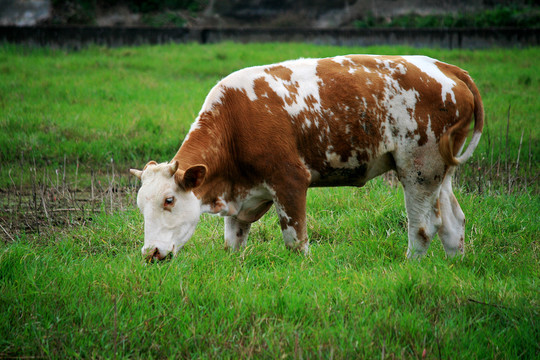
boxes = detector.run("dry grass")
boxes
[0,159,137,242]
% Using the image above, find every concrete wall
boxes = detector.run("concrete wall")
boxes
[1,26,538,49]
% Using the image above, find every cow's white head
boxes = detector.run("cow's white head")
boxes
[130,161,207,261]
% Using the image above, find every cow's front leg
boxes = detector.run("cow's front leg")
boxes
[402,183,443,258]
[273,188,309,255]
[224,217,251,250]
[437,171,466,257]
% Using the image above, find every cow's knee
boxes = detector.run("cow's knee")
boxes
[224,217,251,250]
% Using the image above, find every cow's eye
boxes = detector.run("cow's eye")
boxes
[164,197,175,207]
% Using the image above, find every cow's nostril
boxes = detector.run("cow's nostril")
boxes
[144,247,172,262]
[152,247,165,261]
[145,247,160,262]
[145,247,172,262]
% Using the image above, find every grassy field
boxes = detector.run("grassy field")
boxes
[0,43,539,358]
[1,43,538,178]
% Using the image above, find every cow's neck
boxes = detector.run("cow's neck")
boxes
[172,113,236,214]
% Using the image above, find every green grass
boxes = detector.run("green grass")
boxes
[0,43,539,358]
[1,179,538,358]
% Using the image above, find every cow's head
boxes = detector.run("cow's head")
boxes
[130,161,207,261]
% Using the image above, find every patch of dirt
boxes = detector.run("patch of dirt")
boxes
[0,170,138,242]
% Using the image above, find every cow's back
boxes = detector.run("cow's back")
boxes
[187,55,476,187]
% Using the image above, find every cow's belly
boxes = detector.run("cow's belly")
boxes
[309,152,396,188]
[235,185,274,223]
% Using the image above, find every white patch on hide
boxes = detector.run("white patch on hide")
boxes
[380,73,420,136]
[403,56,456,103]
[331,56,348,65]
[182,117,202,144]
[282,225,298,247]
[204,58,324,118]
[274,201,292,225]
[325,148,360,169]
[199,85,225,113]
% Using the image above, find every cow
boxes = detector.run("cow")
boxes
[130,54,483,261]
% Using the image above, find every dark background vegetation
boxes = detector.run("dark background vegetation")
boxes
[44,0,540,28]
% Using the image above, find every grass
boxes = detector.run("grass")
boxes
[0,43,539,358]
[1,180,538,358]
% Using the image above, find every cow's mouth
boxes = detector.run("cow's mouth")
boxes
[144,247,173,263]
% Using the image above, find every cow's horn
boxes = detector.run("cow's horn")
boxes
[130,168,143,179]
[168,161,179,176]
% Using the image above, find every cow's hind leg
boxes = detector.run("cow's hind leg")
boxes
[437,169,466,257]
[224,217,252,250]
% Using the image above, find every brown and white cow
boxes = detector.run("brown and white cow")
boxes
[130,55,483,261]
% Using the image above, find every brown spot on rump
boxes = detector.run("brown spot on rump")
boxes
[418,62,479,164]
[376,57,470,149]
[418,227,431,247]
[410,59,479,151]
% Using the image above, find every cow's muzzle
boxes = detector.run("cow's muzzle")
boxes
[144,247,172,262]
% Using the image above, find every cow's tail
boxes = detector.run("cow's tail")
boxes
[439,72,484,167]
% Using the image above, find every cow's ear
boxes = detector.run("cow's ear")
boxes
[175,164,207,191]
[143,160,158,171]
